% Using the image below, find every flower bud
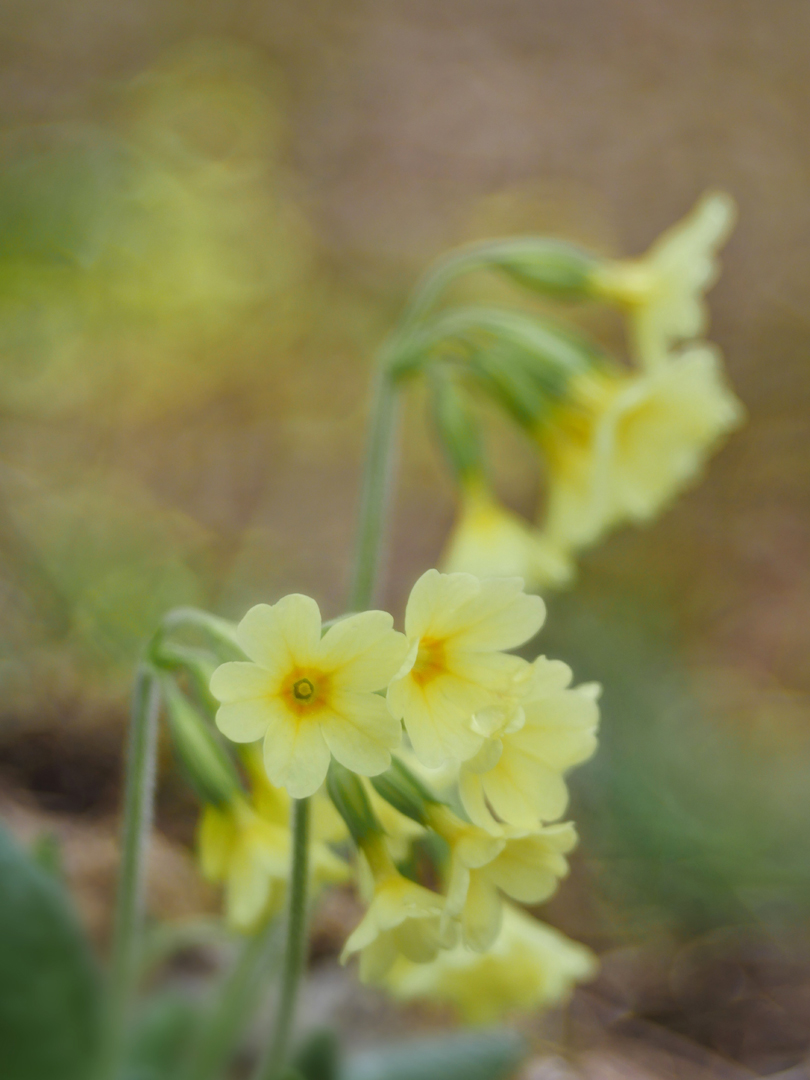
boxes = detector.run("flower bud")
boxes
[162,677,243,807]
[489,239,599,298]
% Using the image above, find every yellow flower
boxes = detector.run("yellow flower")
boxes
[382,903,598,1024]
[197,782,348,933]
[387,571,545,768]
[590,191,736,368]
[459,657,600,832]
[539,345,744,551]
[340,834,453,983]
[210,595,408,798]
[441,480,574,590]
[429,804,576,951]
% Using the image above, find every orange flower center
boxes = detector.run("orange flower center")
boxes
[282,668,329,716]
[411,638,446,688]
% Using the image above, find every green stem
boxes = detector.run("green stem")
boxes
[252,797,311,1080]
[181,917,281,1080]
[349,362,400,612]
[99,666,162,1079]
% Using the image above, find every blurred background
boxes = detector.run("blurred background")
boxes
[0,2,808,1076]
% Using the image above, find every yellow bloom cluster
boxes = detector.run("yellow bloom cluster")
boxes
[440,191,745,579]
[209,570,600,1018]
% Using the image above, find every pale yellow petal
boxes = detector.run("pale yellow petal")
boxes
[263,714,331,799]
[225,840,274,931]
[483,751,570,827]
[197,804,236,882]
[320,691,401,777]
[236,594,321,671]
[393,676,484,767]
[319,611,409,691]
[403,569,480,640]
[209,661,279,704]
[445,577,546,652]
[461,871,502,952]
[216,698,276,743]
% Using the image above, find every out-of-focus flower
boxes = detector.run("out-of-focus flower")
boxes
[459,657,600,832]
[441,479,574,590]
[382,903,598,1024]
[340,833,452,983]
[198,755,348,931]
[589,191,736,368]
[387,571,545,768]
[210,595,408,798]
[538,346,745,552]
[428,804,576,951]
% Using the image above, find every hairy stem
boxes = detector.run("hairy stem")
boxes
[349,362,400,612]
[252,797,311,1080]
[99,667,162,1079]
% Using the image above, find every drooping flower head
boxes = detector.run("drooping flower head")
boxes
[589,191,736,368]
[441,478,574,590]
[198,752,348,931]
[538,346,745,552]
[460,656,600,832]
[382,902,598,1024]
[210,595,408,798]
[340,833,453,983]
[387,571,545,768]
[428,803,577,951]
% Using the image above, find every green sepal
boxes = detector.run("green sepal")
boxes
[429,365,484,481]
[488,237,599,297]
[326,761,382,845]
[161,677,244,807]
[370,756,442,827]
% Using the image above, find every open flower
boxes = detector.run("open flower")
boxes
[589,191,736,368]
[460,656,600,832]
[210,595,408,798]
[441,479,574,590]
[429,804,576,950]
[387,571,545,768]
[198,756,348,931]
[539,346,744,551]
[341,834,452,982]
[382,903,598,1024]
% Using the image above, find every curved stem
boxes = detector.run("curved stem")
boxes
[98,666,162,1079]
[349,363,400,612]
[252,797,311,1080]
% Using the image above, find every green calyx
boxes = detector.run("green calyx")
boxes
[370,756,442,827]
[326,761,382,845]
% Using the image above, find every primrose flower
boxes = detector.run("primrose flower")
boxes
[387,570,545,768]
[441,479,574,590]
[460,657,600,832]
[210,595,408,798]
[429,804,576,951]
[198,758,348,931]
[589,191,736,368]
[538,346,744,552]
[341,833,453,983]
[382,903,598,1024]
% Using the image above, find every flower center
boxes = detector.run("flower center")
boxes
[411,638,446,687]
[292,677,315,701]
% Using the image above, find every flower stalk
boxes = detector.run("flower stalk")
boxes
[252,796,311,1080]
[99,665,162,1080]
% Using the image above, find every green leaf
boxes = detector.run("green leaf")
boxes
[346,1030,526,1080]
[0,822,101,1080]
[125,990,200,1080]
[293,1027,341,1080]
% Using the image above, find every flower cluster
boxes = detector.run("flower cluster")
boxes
[436,191,744,586]
[208,569,600,1020]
